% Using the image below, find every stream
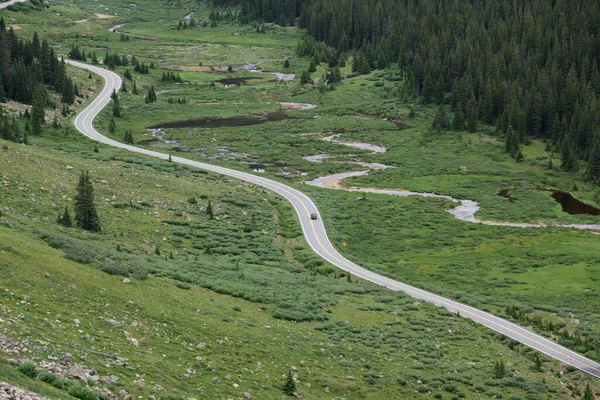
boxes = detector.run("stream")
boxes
[303,134,600,231]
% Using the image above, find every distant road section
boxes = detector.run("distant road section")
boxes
[68,60,600,380]
[0,0,26,9]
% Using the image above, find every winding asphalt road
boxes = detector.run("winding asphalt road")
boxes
[0,0,26,9]
[68,60,600,380]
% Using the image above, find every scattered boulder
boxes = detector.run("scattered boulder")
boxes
[122,278,131,284]
[67,364,88,381]
[104,375,120,384]
[459,166,469,172]
[106,319,122,327]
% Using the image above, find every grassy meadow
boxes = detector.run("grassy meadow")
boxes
[0,0,599,397]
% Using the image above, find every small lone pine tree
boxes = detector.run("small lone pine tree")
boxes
[207,200,214,219]
[282,369,296,396]
[493,359,506,378]
[59,206,73,227]
[112,90,121,117]
[124,129,134,144]
[583,383,593,400]
[74,171,101,232]
[109,117,116,134]
[145,86,157,103]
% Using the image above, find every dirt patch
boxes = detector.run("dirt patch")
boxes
[74,19,89,23]
[322,179,344,189]
[481,137,498,143]
[95,13,116,19]
[177,66,228,72]
[149,111,296,130]
[9,24,23,30]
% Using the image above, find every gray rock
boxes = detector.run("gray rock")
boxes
[67,364,87,381]
[104,375,120,384]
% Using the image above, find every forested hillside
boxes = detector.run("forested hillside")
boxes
[0,17,76,143]
[219,0,600,180]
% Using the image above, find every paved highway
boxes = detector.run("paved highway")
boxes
[68,60,600,379]
[0,0,26,9]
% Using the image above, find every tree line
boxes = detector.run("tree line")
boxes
[216,0,600,180]
[0,19,79,144]
[0,19,75,106]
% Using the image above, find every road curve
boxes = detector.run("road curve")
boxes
[68,60,600,380]
[0,0,26,9]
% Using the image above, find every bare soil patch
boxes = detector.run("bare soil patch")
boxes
[95,13,116,19]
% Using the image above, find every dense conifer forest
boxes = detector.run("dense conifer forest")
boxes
[0,17,76,143]
[0,18,74,105]
[218,0,600,180]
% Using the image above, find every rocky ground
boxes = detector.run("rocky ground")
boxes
[0,382,48,400]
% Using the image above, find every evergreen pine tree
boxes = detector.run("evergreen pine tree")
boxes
[494,360,506,378]
[561,136,577,171]
[109,117,116,134]
[466,97,478,132]
[300,70,312,85]
[282,369,296,396]
[132,81,139,95]
[124,129,134,144]
[74,171,101,232]
[145,86,157,103]
[432,106,449,130]
[60,206,72,227]
[31,85,47,136]
[207,200,214,219]
[583,383,593,400]
[112,90,121,117]
[588,144,600,181]
[452,109,465,131]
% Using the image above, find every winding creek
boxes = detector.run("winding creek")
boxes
[303,135,600,230]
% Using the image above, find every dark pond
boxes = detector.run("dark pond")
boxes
[148,111,295,129]
[552,191,600,215]
[498,188,516,203]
